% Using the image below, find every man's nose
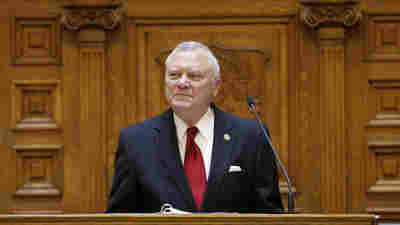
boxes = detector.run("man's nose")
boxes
[177,74,190,87]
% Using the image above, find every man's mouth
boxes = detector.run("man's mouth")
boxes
[174,93,192,97]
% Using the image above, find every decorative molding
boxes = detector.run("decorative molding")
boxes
[0,214,379,225]
[300,1,357,211]
[368,136,400,148]
[13,144,63,198]
[11,80,62,131]
[78,44,108,209]
[369,78,400,88]
[367,136,400,193]
[299,0,362,29]
[308,3,350,210]
[10,15,61,65]
[319,44,347,212]
[367,79,400,127]
[61,3,122,31]
[365,16,400,61]
[367,207,400,214]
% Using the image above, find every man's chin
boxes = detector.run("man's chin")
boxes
[171,101,193,111]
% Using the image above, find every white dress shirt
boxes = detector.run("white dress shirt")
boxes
[173,107,214,180]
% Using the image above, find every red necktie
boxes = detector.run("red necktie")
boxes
[184,126,206,210]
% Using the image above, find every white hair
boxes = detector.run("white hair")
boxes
[165,41,221,80]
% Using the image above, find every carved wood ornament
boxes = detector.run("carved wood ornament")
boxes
[298,0,363,213]
[60,3,123,211]
[61,4,121,31]
[299,0,362,29]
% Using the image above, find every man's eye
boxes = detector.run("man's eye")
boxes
[168,73,180,79]
[188,73,203,81]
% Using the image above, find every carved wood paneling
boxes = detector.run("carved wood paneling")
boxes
[319,28,347,213]
[10,14,61,65]
[368,79,400,127]
[299,0,362,214]
[105,21,128,198]
[13,144,62,198]
[135,21,296,207]
[364,13,400,220]
[78,37,107,212]
[10,143,63,213]
[61,4,121,31]
[366,136,400,215]
[299,1,362,29]
[60,5,122,211]
[3,0,400,219]
[365,16,400,61]
[11,80,62,131]
[124,0,297,18]
[296,28,322,212]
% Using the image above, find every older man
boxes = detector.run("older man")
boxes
[106,41,283,213]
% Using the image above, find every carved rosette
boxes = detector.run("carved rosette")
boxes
[299,3,362,29]
[61,5,121,31]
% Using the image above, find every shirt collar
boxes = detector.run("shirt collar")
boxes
[173,107,214,140]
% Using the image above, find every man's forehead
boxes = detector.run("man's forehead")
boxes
[167,63,204,70]
[169,49,209,61]
[166,50,211,69]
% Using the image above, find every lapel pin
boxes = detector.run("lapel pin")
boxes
[224,134,231,141]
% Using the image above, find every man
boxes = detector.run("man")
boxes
[106,41,283,213]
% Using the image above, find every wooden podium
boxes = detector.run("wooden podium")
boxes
[0,214,378,225]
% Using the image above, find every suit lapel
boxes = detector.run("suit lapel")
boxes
[202,105,235,209]
[154,109,197,210]
[153,106,236,211]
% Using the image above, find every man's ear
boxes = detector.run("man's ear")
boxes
[213,79,222,97]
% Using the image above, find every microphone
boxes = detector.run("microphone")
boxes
[246,96,295,213]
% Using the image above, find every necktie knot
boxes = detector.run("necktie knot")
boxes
[187,126,198,138]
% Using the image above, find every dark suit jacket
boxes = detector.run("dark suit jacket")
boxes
[106,105,283,213]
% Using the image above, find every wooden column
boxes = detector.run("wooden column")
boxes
[319,26,347,213]
[61,4,121,212]
[79,29,107,212]
[300,0,362,213]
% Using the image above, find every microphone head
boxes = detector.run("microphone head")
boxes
[246,96,255,108]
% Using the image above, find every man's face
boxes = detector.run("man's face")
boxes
[165,49,220,114]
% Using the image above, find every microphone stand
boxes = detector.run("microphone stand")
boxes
[247,96,295,213]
